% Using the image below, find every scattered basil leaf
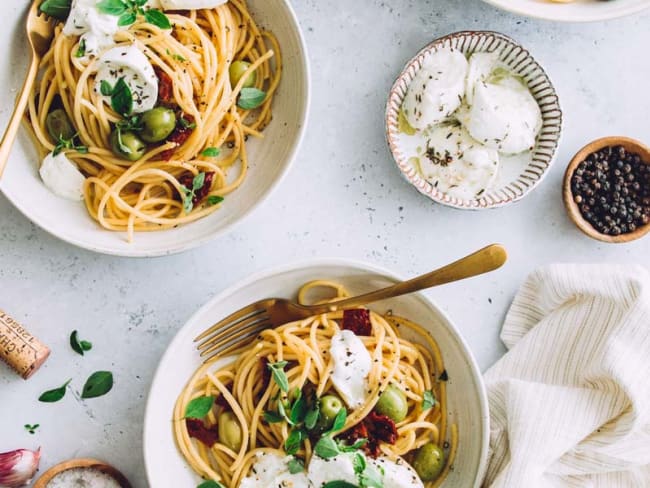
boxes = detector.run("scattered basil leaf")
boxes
[75,38,86,58]
[277,398,294,426]
[353,452,366,475]
[192,172,206,191]
[287,457,304,474]
[267,360,289,393]
[96,0,127,16]
[304,400,320,430]
[322,481,359,488]
[263,411,284,424]
[330,407,347,432]
[53,133,88,156]
[70,330,92,356]
[289,389,308,425]
[337,438,367,453]
[39,379,71,403]
[118,11,137,26]
[284,428,306,455]
[422,390,436,410]
[314,436,340,459]
[111,77,133,117]
[184,396,215,419]
[24,424,40,434]
[237,87,266,110]
[39,0,72,21]
[207,195,224,207]
[81,371,114,399]
[359,463,383,488]
[201,147,220,158]
[197,481,225,488]
[145,8,172,29]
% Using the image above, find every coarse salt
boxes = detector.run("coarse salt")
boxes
[46,467,122,488]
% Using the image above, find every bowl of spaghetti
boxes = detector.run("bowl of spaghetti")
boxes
[480,0,650,22]
[0,0,309,256]
[144,259,489,487]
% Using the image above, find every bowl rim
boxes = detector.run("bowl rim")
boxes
[0,0,311,258]
[385,30,563,211]
[479,0,650,23]
[562,136,650,243]
[142,257,490,487]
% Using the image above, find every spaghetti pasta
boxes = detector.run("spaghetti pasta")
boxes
[28,1,281,241]
[174,281,457,487]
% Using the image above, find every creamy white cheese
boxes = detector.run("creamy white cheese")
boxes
[159,0,228,8]
[462,77,542,155]
[64,0,121,57]
[308,453,424,488]
[417,123,499,200]
[465,51,503,105]
[239,453,310,488]
[402,48,468,130]
[94,45,159,114]
[330,329,372,409]
[39,152,86,201]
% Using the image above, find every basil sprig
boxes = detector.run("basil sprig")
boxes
[39,0,72,21]
[101,78,134,118]
[81,371,114,399]
[24,423,40,435]
[97,0,172,29]
[39,379,71,403]
[180,172,206,214]
[53,133,88,156]
[267,360,289,393]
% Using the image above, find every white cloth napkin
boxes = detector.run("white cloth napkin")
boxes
[483,264,650,488]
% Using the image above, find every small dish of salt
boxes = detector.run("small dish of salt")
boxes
[33,459,131,488]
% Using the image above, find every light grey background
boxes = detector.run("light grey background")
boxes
[1,0,649,486]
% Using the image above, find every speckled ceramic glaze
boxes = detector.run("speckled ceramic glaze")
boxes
[386,31,562,210]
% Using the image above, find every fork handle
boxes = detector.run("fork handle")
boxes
[0,54,39,178]
[309,244,507,313]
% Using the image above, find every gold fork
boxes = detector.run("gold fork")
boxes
[195,243,507,361]
[0,1,54,178]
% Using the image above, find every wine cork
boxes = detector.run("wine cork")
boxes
[0,309,50,379]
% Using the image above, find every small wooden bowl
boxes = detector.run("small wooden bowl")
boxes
[563,136,650,243]
[33,458,132,488]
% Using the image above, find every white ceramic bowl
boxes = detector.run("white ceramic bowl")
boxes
[386,31,562,210]
[143,259,489,487]
[0,0,310,257]
[481,0,650,23]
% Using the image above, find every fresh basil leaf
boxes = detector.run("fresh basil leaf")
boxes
[290,389,307,425]
[330,407,347,432]
[314,436,340,459]
[304,401,320,430]
[277,399,293,426]
[185,396,215,419]
[422,390,436,410]
[24,424,40,434]
[39,0,72,21]
[118,11,137,27]
[207,195,224,206]
[182,189,194,214]
[144,8,172,29]
[53,133,88,156]
[201,147,220,158]
[111,77,133,117]
[287,457,304,474]
[70,330,84,355]
[338,438,367,453]
[80,340,93,351]
[192,172,206,191]
[237,87,266,110]
[284,428,305,455]
[267,361,289,393]
[359,463,383,488]
[39,379,71,403]
[263,411,284,424]
[75,38,86,58]
[100,80,114,97]
[197,481,225,488]
[96,0,127,16]
[322,481,359,488]
[81,371,113,399]
[179,117,196,129]
[353,452,366,475]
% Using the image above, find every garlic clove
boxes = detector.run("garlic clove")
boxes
[0,448,41,488]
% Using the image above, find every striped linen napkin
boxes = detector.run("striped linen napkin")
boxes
[483,264,650,487]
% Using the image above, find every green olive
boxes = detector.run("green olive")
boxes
[218,411,243,452]
[413,443,445,481]
[318,394,344,429]
[109,130,146,162]
[140,107,177,143]
[229,60,257,88]
[46,109,75,141]
[375,384,408,422]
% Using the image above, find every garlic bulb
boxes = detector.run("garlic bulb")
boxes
[0,449,41,488]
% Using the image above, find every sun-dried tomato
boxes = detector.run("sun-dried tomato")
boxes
[154,66,174,105]
[186,418,219,447]
[160,113,195,160]
[342,309,372,336]
[177,171,214,206]
[214,394,232,412]
[337,411,397,458]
